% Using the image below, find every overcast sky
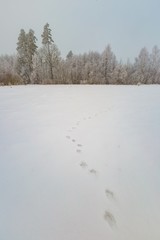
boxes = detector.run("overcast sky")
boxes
[1,0,160,61]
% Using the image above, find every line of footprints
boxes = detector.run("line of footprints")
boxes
[66,109,117,228]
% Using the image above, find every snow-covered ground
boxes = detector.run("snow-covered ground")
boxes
[0,85,160,240]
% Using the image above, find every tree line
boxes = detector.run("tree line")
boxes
[0,23,160,85]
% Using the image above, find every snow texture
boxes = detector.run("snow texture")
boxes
[0,85,160,240]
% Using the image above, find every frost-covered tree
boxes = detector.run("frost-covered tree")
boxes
[134,47,150,84]
[16,29,27,80]
[26,29,38,78]
[0,54,21,85]
[100,45,117,84]
[124,60,135,84]
[113,62,127,84]
[66,50,73,60]
[5,26,160,85]
[16,29,37,83]
[64,51,74,83]
[41,23,55,80]
[0,55,16,75]
[149,45,160,84]
[84,51,101,84]
[32,44,61,84]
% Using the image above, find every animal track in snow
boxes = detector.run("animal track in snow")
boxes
[80,161,88,168]
[104,211,116,227]
[72,139,76,142]
[105,189,115,200]
[77,144,82,147]
[66,136,71,139]
[89,169,97,175]
[76,149,82,153]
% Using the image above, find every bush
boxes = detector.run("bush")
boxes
[0,73,22,85]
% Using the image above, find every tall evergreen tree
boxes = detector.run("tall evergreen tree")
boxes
[16,29,37,83]
[26,29,38,78]
[41,23,54,80]
[16,29,27,82]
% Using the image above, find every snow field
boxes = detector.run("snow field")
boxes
[0,85,160,240]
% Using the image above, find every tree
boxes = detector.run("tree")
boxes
[0,54,21,85]
[26,29,38,79]
[134,47,150,84]
[41,23,54,80]
[66,50,73,60]
[16,29,37,83]
[32,44,61,84]
[100,45,117,84]
[83,51,101,84]
[16,29,27,81]
[113,61,127,84]
[149,45,160,84]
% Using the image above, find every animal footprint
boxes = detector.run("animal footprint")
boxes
[105,189,115,200]
[66,136,71,139]
[77,144,82,147]
[80,161,88,168]
[72,139,76,142]
[89,169,97,175]
[104,211,116,227]
[76,149,82,153]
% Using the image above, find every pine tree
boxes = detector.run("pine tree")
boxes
[16,29,27,82]
[41,23,54,80]
[26,29,38,77]
[66,50,73,60]
[16,29,37,83]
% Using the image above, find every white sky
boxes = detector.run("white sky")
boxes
[1,0,160,61]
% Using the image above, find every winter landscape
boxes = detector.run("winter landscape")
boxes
[1,0,160,239]
[0,85,160,240]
